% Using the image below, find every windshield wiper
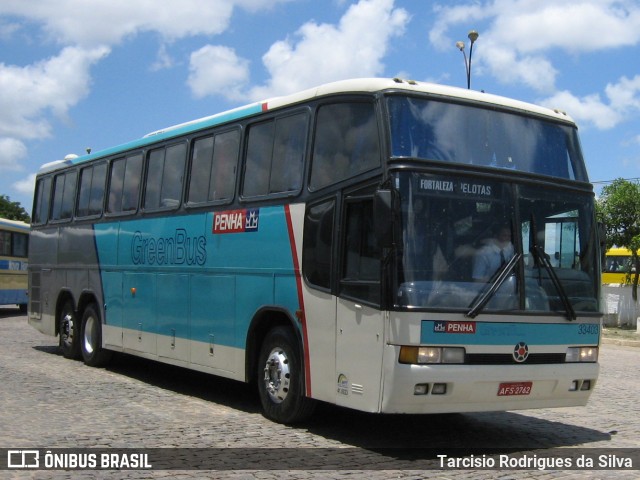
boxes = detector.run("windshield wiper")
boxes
[532,245,576,320]
[466,253,522,319]
[529,215,576,321]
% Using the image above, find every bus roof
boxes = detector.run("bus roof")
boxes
[37,77,577,175]
[0,217,30,231]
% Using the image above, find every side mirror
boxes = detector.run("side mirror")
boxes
[374,189,397,248]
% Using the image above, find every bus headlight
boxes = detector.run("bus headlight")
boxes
[399,346,465,364]
[566,347,598,362]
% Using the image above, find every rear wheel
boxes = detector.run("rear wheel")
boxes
[257,326,316,424]
[80,304,112,367]
[59,300,81,359]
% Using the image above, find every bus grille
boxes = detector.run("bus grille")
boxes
[465,353,567,365]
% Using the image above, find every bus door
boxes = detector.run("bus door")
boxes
[335,196,385,412]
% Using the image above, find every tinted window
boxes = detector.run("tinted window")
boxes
[303,199,335,290]
[0,232,8,255]
[387,96,587,181]
[108,154,143,214]
[144,144,186,210]
[243,112,307,197]
[188,130,239,205]
[50,171,77,221]
[12,232,28,257]
[77,163,106,217]
[340,198,380,304]
[243,121,274,197]
[33,177,52,225]
[310,103,381,190]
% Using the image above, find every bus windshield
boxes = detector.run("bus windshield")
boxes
[387,95,588,181]
[394,172,599,315]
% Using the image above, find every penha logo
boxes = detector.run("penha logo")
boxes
[213,209,260,234]
[433,321,476,334]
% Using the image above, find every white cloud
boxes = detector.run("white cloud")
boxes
[247,0,410,100]
[13,173,37,195]
[0,46,109,140]
[0,0,285,47]
[183,0,410,102]
[430,0,640,92]
[187,45,250,101]
[541,75,640,130]
[151,44,175,72]
[0,138,27,171]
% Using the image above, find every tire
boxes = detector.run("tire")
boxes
[257,326,316,424]
[80,304,112,367]
[59,300,81,359]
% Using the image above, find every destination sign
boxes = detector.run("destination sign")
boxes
[417,176,495,198]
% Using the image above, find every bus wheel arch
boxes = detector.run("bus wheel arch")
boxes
[56,291,80,359]
[247,309,316,424]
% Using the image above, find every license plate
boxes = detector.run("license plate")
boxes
[497,381,532,396]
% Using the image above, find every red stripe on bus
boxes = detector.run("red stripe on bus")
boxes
[284,204,312,397]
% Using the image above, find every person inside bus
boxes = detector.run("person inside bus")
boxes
[472,225,514,282]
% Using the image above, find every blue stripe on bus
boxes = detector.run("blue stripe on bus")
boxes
[0,260,28,270]
[0,289,28,304]
[420,320,599,346]
[94,205,299,349]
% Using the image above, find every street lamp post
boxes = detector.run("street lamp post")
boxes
[456,30,479,89]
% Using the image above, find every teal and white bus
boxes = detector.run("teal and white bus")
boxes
[0,217,29,312]
[28,78,601,423]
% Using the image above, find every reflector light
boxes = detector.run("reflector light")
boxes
[414,384,429,395]
[431,383,447,395]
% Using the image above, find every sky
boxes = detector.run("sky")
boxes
[0,0,639,214]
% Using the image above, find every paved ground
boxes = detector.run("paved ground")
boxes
[0,306,638,479]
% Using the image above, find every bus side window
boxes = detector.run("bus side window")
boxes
[77,162,107,217]
[50,170,77,221]
[270,113,307,194]
[12,232,28,257]
[33,177,52,225]
[144,144,185,210]
[210,130,239,201]
[303,199,335,290]
[243,120,274,197]
[242,112,307,198]
[108,154,143,214]
[310,102,381,191]
[0,230,9,255]
[188,130,240,206]
[122,154,143,212]
[340,198,381,305]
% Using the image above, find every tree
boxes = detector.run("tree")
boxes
[0,195,30,222]
[597,178,640,299]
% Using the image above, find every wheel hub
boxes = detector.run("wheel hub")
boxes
[263,348,291,404]
[61,313,74,345]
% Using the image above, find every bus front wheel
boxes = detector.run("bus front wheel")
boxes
[80,304,112,367]
[257,326,316,424]
[59,300,81,359]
